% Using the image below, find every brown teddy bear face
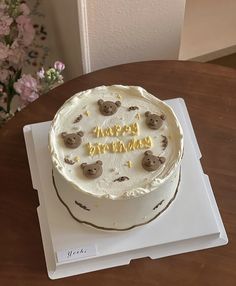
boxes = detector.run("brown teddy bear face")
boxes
[61,131,84,148]
[98,99,121,116]
[142,150,166,171]
[145,111,165,130]
[81,160,103,179]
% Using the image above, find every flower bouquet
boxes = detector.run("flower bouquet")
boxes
[0,0,65,127]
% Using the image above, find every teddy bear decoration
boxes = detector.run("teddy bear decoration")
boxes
[142,150,166,171]
[81,160,103,179]
[61,131,84,148]
[145,111,166,130]
[98,99,121,116]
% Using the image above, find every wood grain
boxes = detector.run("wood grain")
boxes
[0,60,235,286]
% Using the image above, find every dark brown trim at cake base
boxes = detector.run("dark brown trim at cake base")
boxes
[52,169,181,232]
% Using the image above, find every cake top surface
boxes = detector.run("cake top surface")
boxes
[49,85,183,199]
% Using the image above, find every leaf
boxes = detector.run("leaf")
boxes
[0,106,7,113]
[0,81,6,88]
[4,35,11,45]
[15,69,22,81]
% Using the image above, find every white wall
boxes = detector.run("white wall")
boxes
[79,0,186,73]
[180,0,236,61]
[39,0,236,79]
[40,0,83,80]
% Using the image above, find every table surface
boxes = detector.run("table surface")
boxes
[0,60,235,286]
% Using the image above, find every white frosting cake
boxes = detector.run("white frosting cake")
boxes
[49,85,183,230]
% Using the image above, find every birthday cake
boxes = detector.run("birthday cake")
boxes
[49,85,184,230]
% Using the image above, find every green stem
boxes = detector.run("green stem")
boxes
[5,69,22,113]
[6,92,14,114]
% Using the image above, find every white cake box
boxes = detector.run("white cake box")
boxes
[23,98,228,279]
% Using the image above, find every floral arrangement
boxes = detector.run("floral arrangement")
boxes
[0,0,65,127]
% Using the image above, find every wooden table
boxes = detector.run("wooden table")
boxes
[0,61,235,285]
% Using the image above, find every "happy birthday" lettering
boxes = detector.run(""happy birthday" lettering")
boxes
[86,136,152,156]
[93,123,139,137]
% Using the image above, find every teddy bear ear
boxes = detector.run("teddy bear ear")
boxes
[77,131,84,137]
[81,163,87,169]
[144,150,153,156]
[96,160,103,165]
[61,132,67,138]
[160,114,166,120]
[115,101,121,107]
[98,99,104,106]
[145,111,151,117]
[159,157,166,164]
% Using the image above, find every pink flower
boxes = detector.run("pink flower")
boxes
[54,61,65,72]
[0,15,13,35]
[14,74,39,103]
[0,69,9,83]
[8,41,26,65]
[16,15,35,45]
[37,67,45,79]
[0,3,7,17]
[0,43,9,60]
[19,3,30,16]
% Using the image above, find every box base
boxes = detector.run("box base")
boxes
[23,98,228,279]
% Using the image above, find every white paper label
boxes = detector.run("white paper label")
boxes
[56,245,97,263]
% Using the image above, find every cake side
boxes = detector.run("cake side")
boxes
[52,166,181,230]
